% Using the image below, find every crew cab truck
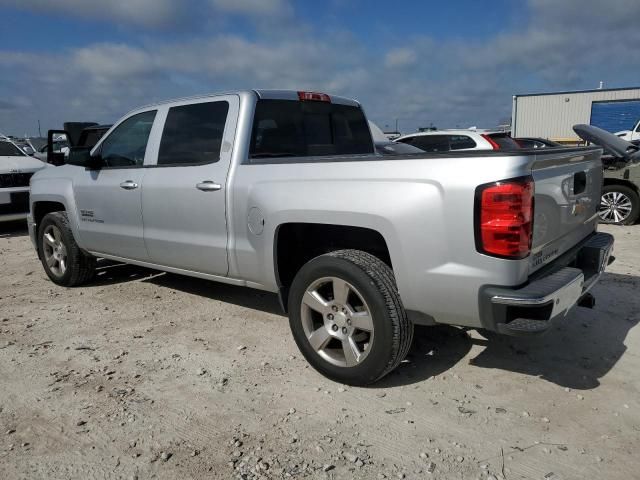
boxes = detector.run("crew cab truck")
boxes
[28,90,614,385]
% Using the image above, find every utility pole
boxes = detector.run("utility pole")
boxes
[38,119,42,138]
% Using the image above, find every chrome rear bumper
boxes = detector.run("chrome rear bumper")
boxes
[481,232,614,335]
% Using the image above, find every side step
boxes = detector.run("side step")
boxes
[497,318,550,335]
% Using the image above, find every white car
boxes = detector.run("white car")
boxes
[0,138,49,222]
[615,119,640,142]
[395,129,521,152]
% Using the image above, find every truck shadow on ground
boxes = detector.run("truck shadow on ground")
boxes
[0,220,28,238]
[384,272,639,390]
[86,263,638,391]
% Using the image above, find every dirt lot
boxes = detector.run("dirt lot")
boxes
[0,222,638,480]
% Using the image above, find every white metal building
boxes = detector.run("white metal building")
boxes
[511,86,640,142]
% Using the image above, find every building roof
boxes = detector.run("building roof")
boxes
[515,86,640,98]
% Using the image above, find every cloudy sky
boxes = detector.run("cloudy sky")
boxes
[1,0,639,136]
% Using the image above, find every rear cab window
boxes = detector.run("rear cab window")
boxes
[249,99,373,161]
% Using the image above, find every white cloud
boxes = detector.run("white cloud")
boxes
[73,44,157,78]
[384,48,417,68]
[1,0,640,136]
[210,0,290,16]
[0,0,184,27]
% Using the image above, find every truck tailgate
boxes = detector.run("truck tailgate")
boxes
[529,147,603,273]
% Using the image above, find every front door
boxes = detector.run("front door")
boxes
[73,109,157,260]
[141,95,239,275]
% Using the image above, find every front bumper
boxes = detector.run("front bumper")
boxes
[479,232,614,336]
[27,213,37,250]
[0,187,29,223]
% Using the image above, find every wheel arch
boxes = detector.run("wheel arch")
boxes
[602,177,640,195]
[31,192,85,250]
[33,200,66,228]
[273,222,393,312]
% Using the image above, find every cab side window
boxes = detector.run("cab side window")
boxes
[100,110,156,168]
[158,101,229,166]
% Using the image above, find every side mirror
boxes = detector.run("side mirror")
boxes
[67,146,103,169]
[47,129,69,166]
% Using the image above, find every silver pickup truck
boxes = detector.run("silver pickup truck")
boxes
[28,90,614,385]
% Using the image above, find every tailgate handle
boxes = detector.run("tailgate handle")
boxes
[573,172,586,195]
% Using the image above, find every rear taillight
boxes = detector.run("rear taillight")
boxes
[475,177,534,259]
[297,91,331,102]
[481,134,500,150]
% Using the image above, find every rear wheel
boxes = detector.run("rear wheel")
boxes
[599,184,640,225]
[38,211,96,286]
[288,249,413,386]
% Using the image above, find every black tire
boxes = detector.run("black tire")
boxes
[288,249,413,386]
[37,211,96,286]
[599,184,640,225]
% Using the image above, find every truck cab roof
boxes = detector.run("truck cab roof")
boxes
[132,89,361,112]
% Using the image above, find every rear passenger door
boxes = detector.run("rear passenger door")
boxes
[141,95,239,276]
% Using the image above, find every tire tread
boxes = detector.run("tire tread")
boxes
[327,249,413,383]
[39,211,95,286]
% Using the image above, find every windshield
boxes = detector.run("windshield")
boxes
[0,141,26,157]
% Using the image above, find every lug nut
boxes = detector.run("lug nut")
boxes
[332,324,339,331]
[332,305,338,312]
[342,327,348,334]
[346,319,351,325]
[327,314,334,320]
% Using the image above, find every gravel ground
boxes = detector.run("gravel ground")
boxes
[0,221,638,480]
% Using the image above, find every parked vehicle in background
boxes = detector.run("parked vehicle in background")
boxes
[15,141,36,156]
[0,137,48,222]
[513,137,562,149]
[369,121,424,154]
[375,141,424,155]
[615,118,640,141]
[29,90,615,385]
[395,130,521,152]
[76,124,111,149]
[41,124,111,166]
[34,135,69,163]
[598,140,640,225]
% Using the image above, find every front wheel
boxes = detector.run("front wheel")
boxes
[599,184,640,225]
[288,250,413,386]
[38,211,96,286]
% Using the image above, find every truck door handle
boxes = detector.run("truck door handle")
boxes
[119,180,138,190]
[196,181,222,192]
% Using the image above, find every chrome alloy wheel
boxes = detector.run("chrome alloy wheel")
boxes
[599,191,633,223]
[42,225,67,277]
[300,276,374,367]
